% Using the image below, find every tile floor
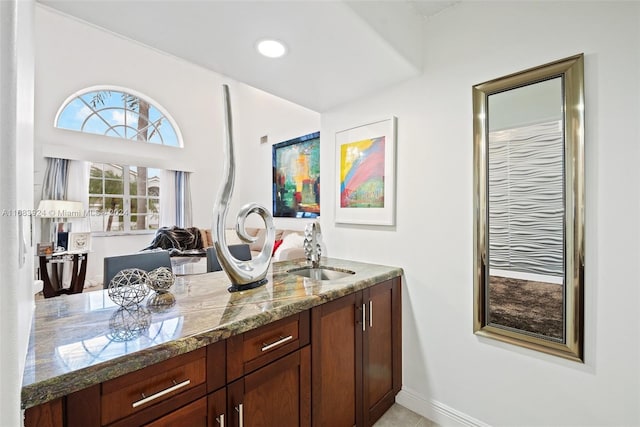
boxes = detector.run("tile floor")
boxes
[373,403,437,427]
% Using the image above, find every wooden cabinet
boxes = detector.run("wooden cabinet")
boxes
[311,277,401,427]
[224,311,311,427]
[24,398,63,427]
[227,347,310,427]
[362,278,402,424]
[24,275,401,427]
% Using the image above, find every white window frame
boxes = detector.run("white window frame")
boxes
[89,163,161,235]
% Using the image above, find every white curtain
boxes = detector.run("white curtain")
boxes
[41,157,68,200]
[66,160,90,232]
[160,170,192,228]
[160,169,177,227]
[176,171,192,228]
[40,158,69,242]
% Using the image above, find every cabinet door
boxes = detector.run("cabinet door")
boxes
[311,292,363,427]
[24,398,63,427]
[207,388,226,427]
[362,277,401,426]
[227,347,310,427]
[143,397,207,427]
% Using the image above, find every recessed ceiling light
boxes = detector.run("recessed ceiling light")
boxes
[256,39,287,58]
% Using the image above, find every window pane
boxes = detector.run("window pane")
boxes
[89,178,103,194]
[82,114,109,135]
[104,179,123,195]
[148,214,160,230]
[89,197,104,210]
[90,164,103,177]
[130,214,146,231]
[89,197,105,232]
[148,198,159,213]
[103,164,123,179]
[104,197,123,211]
[106,215,124,232]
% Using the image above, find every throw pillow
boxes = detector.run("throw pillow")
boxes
[272,239,283,256]
[273,232,304,261]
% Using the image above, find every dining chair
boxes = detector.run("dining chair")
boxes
[206,244,251,273]
[103,250,172,289]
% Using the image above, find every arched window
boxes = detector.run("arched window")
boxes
[54,87,184,233]
[55,87,182,147]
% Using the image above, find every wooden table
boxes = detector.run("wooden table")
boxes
[39,251,88,298]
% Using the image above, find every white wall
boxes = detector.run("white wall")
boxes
[321,2,639,426]
[233,83,321,232]
[34,6,320,281]
[0,0,36,425]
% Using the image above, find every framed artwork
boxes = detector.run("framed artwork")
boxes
[68,232,91,252]
[272,131,320,218]
[37,242,54,257]
[335,117,397,225]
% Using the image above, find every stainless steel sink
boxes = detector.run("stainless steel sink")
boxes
[288,266,356,281]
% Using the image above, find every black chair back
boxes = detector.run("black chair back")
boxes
[103,250,172,289]
[206,244,251,272]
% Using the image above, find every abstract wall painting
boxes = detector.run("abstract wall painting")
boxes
[272,132,320,218]
[335,117,396,225]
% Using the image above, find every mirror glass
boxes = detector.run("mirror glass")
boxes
[473,55,584,361]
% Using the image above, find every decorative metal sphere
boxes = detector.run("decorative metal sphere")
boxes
[147,291,176,310]
[108,268,150,307]
[147,267,175,294]
[108,305,151,342]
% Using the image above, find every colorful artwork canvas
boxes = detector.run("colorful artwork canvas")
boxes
[272,132,320,218]
[340,137,386,208]
[335,117,396,226]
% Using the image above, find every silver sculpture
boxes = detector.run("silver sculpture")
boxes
[212,84,275,292]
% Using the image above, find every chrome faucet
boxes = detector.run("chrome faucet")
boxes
[303,221,322,269]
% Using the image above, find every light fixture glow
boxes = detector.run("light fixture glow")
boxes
[257,39,287,58]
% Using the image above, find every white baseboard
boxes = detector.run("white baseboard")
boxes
[396,387,491,427]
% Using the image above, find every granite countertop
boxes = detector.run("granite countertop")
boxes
[22,257,403,409]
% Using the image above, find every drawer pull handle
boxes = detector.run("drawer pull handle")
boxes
[261,335,293,352]
[236,403,244,427]
[132,379,191,408]
[369,300,373,328]
[362,304,366,332]
[216,413,225,426]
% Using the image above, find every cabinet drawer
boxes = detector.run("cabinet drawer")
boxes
[227,311,310,380]
[101,348,206,425]
[142,397,207,427]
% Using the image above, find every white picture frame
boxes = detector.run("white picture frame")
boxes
[335,116,397,225]
[68,232,91,252]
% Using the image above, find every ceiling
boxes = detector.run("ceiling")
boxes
[38,1,458,112]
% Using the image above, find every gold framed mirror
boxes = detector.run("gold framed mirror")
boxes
[473,54,585,361]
